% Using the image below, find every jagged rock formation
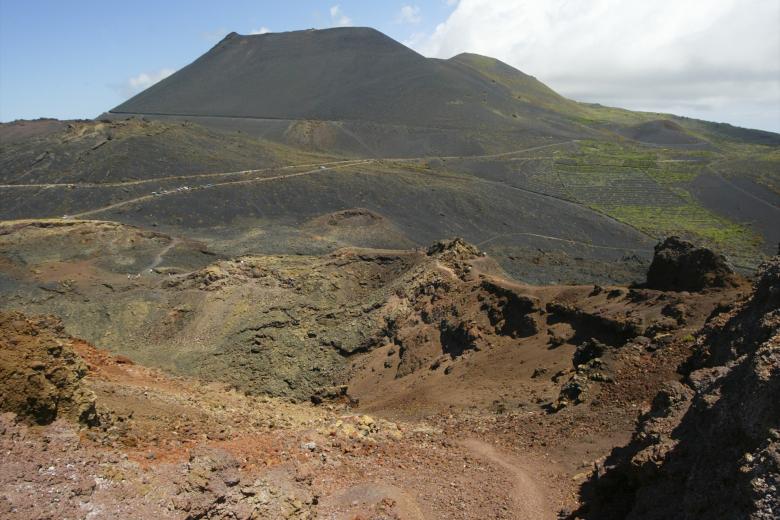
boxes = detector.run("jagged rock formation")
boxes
[0,311,99,425]
[578,257,780,519]
[0,219,765,517]
[646,236,740,292]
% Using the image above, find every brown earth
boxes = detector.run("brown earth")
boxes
[0,310,562,519]
[0,312,98,426]
[575,257,779,520]
[0,221,767,519]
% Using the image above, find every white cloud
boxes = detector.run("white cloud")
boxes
[119,68,176,99]
[413,0,780,131]
[403,31,428,49]
[250,27,270,35]
[397,5,422,24]
[330,5,352,27]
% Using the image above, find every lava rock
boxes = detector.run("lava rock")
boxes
[573,338,607,368]
[646,236,739,292]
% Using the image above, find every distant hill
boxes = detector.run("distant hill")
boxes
[111,27,779,150]
[113,28,579,135]
[3,28,778,284]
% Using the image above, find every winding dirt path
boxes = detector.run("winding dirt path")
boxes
[70,160,371,218]
[62,142,574,218]
[1,138,662,254]
[0,159,365,189]
[461,438,553,520]
[140,237,181,274]
[476,231,654,252]
[0,141,572,190]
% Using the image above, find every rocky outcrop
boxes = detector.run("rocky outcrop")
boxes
[0,312,99,426]
[439,319,482,358]
[426,237,482,277]
[480,281,540,338]
[545,301,643,346]
[310,385,357,406]
[646,236,739,292]
[578,257,780,519]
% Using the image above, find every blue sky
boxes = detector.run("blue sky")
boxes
[2,0,778,132]
[0,0,453,121]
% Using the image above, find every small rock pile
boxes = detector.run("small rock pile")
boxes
[554,339,614,409]
[172,446,317,519]
[321,414,404,443]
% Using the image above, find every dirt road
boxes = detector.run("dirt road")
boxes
[140,237,181,274]
[461,438,554,520]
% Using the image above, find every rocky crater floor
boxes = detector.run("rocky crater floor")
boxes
[0,219,776,519]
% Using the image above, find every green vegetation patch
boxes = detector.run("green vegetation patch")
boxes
[647,160,707,184]
[594,204,763,265]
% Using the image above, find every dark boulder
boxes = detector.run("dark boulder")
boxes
[646,236,739,292]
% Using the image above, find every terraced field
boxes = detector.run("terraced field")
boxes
[4,125,774,276]
[437,138,775,269]
[524,141,774,268]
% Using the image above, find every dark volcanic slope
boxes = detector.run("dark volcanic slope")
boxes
[5,27,778,283]
[111,28,591,138]
[0,118,329,185]
[109,27,780,153]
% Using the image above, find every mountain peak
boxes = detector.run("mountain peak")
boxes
[216,26,400,47]
[110,27,573,130]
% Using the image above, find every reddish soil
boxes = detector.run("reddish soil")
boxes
[0,234,760,519]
